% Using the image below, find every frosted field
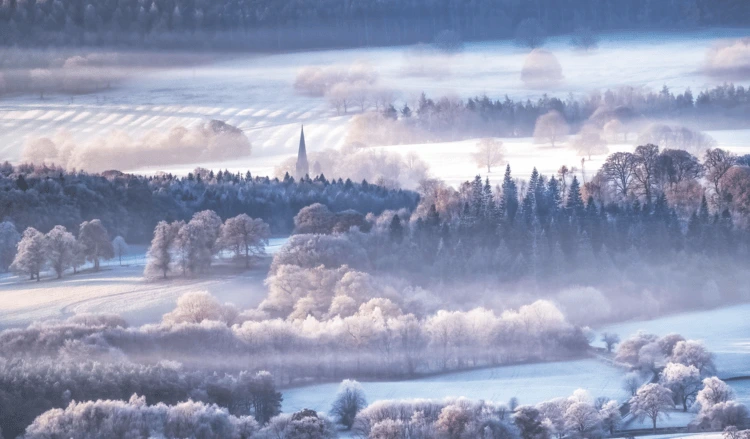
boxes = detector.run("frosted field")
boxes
[0,237,287,328]
[1,28,749,185]
[281,358,630,414]
[597,303,750,379]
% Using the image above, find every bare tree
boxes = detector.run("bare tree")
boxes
[327,83,353,114]
[602,152,636,200]
[632,144,661,204]
[704,148,737,208]
[472,138,505,173]
[601,332,621,353]
[330,380,367,430]
[534,111,569,147]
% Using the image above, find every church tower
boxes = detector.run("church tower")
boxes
[295,125,309,179]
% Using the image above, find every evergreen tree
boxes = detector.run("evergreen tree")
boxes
[389,215,404,243]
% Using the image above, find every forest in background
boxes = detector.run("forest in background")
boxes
[0,0,747,50]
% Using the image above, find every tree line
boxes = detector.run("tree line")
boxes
[1,0,746,50]
[4,218,125,280]
[0,163,418,247]
[378,83,750,145]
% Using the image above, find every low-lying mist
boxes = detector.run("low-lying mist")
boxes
[21,120,251,172]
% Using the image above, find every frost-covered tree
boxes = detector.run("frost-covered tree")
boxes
[78,219,114,271]
[162,291,238,325]
[533,111,569,147]
[697,377,735,409]
[660,362,702,411]
[671,340,716,376]
[293,203,336,235]
[22,394,259,439]
[563,401,601,438]
[46,225,76,278]
[599,400,621,435]
[629,383,674,433]
[145,220,181,279]
[219,214,270,268]
[513,406,549,439]
[175,211,222,275]
[112,235,128,266]
[10,227,47,281]
[473,138,505,173]
[331,379,368,430]
[0,220,20,272]
[437,403,472,439]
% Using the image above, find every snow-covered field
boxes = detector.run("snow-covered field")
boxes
[2,28,749,186]
[281,358,629,414]
[0,237,287,328]
[597,303,750,379]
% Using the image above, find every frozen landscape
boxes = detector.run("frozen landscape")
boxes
[2,1,750,437]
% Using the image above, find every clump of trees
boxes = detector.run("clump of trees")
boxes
[9,219,115,280]
[145,210,270,278]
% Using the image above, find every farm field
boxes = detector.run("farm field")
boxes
[1,28,749,187]
[281,358,631,414]
[597,303,750,379]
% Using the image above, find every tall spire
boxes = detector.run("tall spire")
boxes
[295,125,309,179]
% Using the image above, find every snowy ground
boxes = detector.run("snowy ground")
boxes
[596,303,750,379]
[1,28,749,186]
[0,237,287,328]
[281,358,629,414]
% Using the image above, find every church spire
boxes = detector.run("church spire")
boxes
[295,125,309,179]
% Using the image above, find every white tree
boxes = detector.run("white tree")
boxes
[79,219,114,271]
[175,211,222,275]
[472,138,505,173]
[145,220,181,279]
[599,400,621,435]
[10,227,47,281]
[671,340,716,376]
[219,214,270,268]
[162,291,237,325]
[46,225,77,279]
[533,111,569,147]
[660,362,702,411]
[697,377,735,409]
[564,401,602,438]
[112,236,128,266]
[0,220,20,272]
[330,379,367,430]
[630,383,674,433]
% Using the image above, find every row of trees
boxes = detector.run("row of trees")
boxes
[5,219,125,279]
[371,83,750,146]
[0,163,417,244]
[3,0,744,49]
[0,355,282,438]
[144,211,270,278]
[0,292,590,384]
